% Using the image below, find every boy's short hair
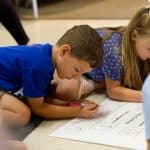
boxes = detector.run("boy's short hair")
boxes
[56,25,103,68]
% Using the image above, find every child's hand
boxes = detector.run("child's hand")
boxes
[81,99,97,105]
[77,103,99,118]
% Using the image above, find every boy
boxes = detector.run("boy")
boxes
[143,75,150,150]
[0,25,103,128]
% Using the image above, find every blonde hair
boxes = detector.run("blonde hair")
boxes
[122,7,150,90]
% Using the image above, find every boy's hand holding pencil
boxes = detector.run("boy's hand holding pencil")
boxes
[69,100,100,118]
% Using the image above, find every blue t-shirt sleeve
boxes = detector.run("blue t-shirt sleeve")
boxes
[22,68,51,98]
[143,75,150,140]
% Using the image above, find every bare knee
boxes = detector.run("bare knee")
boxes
[18,106,31,126]
[0,93,31,127]
[56,78,80,101]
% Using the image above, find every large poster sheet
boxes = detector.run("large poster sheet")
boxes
[49,99,146,150]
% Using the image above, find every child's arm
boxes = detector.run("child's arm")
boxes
[27,97,99,119]
[105,76,141,102]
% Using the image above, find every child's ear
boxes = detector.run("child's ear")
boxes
[131,30,138,41]
[60,44,71,56]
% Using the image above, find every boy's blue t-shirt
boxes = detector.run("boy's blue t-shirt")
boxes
[0,44,55,98]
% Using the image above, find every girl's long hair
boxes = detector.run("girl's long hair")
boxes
[122,7,150,90]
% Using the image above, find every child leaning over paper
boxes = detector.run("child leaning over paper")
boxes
[55,6,150,103]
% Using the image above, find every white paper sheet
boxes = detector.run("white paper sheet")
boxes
[49,98,146,150]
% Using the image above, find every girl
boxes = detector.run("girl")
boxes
[54,6,150,103]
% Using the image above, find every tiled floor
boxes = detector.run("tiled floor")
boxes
[0,19,129,46]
